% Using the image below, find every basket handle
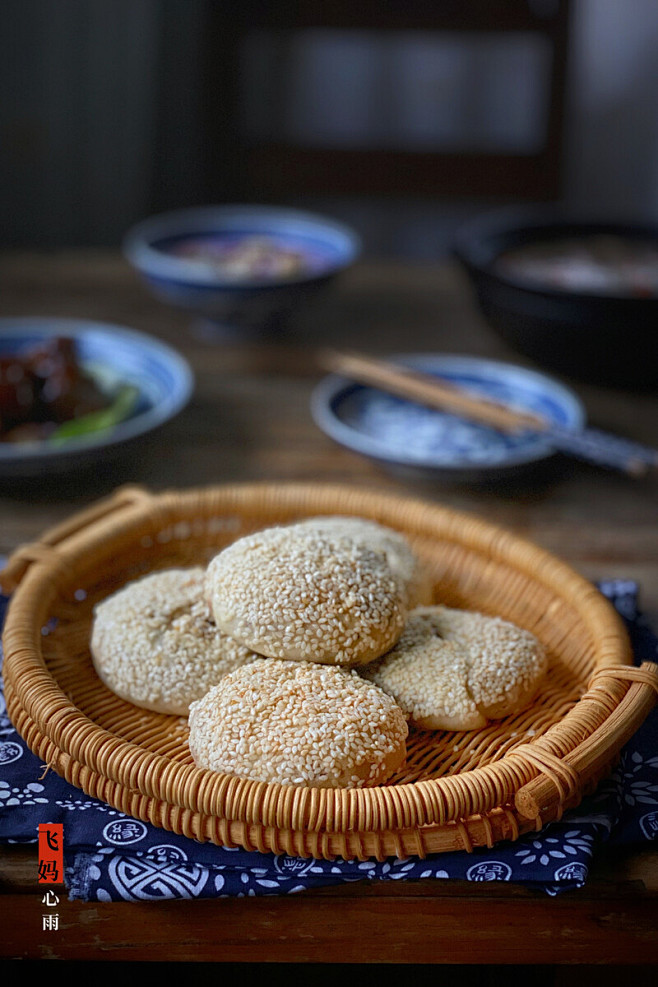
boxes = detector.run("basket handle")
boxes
[514,662,658,822]
[0,484,154,594]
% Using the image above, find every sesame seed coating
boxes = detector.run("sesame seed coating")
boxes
[360,606,547,729]
[421,605,548,719]
[90,568,260,715]
[205,523,407,665]
[361,615,487,731]
[188,659,408,787]
[292,515,433,608]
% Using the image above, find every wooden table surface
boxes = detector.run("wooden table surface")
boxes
[1,251,657,967]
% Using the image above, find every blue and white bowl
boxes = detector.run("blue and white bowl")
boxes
[311,354,585,483]
[123,205,362,336]
[0,318,194,480]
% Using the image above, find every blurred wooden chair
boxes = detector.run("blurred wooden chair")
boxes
[201,0,571,204]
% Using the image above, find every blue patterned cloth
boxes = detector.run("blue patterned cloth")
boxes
[1,581,657,902]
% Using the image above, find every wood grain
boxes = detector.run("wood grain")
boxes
[2,878,657,963]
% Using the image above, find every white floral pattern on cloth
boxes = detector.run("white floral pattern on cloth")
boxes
[1,583,656,902]
[0,779,48,807]
[515,829,595,868]
[617,751,658,808]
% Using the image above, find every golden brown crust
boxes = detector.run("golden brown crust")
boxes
[420,606,548,719]
[291,515,433,607]
[361,616,487,731]
[360,605,547,730]
[90,568,259,715]
[205,522,407,666]
[188,659,408,787]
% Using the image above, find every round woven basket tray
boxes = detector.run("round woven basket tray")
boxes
[2,482,657,861]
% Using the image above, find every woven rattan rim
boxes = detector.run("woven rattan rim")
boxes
[2,482,657,859]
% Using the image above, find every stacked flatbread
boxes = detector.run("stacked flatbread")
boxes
[90,515,547,788]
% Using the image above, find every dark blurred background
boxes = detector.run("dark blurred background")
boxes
[1,0,657,257]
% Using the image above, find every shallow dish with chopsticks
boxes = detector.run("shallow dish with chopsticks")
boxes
[0,318,193,481]
[2,482,656,860]
[312,353,586,483]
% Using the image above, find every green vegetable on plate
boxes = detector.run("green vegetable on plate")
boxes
[49,385,140,446]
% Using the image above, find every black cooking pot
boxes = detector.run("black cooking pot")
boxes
[453,207,658,390]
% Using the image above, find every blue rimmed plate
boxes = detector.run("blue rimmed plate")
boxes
[311,353,585,482]
[0,318,194,480]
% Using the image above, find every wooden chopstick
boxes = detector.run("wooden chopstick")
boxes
[320,349,547,434]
